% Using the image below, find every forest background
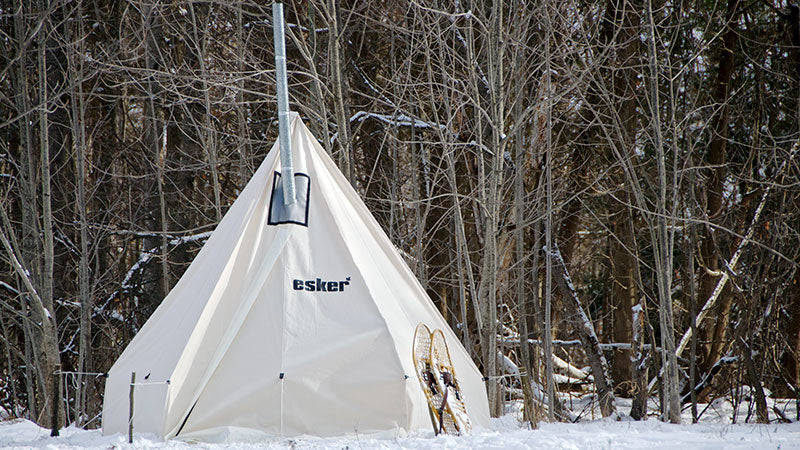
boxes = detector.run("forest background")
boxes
[1,0,799,431]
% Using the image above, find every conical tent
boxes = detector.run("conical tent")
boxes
[101,114,490,441]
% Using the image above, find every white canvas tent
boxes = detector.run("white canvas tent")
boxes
[101,113,490,441]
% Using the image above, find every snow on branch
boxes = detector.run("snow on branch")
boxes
[95,231,212,319]
[499,351,520,377]
[503,337,663,354]
[83,223,214,241]
[351,62,396,108]
[0,281,19,295]
[680,353,738,404]
[350,111,446,130]
[329,111,449,145]
[168,231,212,246]
[0,211,52,322]
[676,140,799,358]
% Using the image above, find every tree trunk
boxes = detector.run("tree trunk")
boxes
[602,0,642,397]
[326,0,353,183]
[445,147,477,353]
[645,0,680,423]
[629,297,649,420]
[235,2,252,183]
[514,75,537,429]
[542,5,557,422]
[12,1,42,422]
[698,0,740,371]
[188,3,222,222]
[479,0,506,418]
[36,1,62,428]
[0,207,60,428]
[782,271,800,393]
[66,2,92,425]
[688,179,700,422]
[609,207,637,396]
[740,339,769,423]
[290,2,332,155]
[549,242,617,417]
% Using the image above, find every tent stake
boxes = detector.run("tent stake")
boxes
[273,2,295,205]
[128,372,135,443]
[50,364,60,437]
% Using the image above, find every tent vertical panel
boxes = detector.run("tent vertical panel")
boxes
[304,144,428,430]
[280,275,409,436]
[101,148,280,437]
[316,176,479,429]
[161,174,288,436]
[303,120,491,429]
[168,254,287,438]
[278,166,410,436]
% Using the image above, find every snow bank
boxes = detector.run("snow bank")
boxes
[2,414,799,449]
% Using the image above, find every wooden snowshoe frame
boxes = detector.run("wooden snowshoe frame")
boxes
[412,323,440,433]
[430,329,472,435]
[412,323,472,436]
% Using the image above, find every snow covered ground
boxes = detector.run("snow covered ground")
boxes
[2,399,799,449]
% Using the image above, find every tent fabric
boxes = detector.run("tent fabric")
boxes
[101,114,490,440]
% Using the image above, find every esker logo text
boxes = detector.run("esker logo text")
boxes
[293,277,351,292]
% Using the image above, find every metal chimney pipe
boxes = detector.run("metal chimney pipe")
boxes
[273,2,295,205]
